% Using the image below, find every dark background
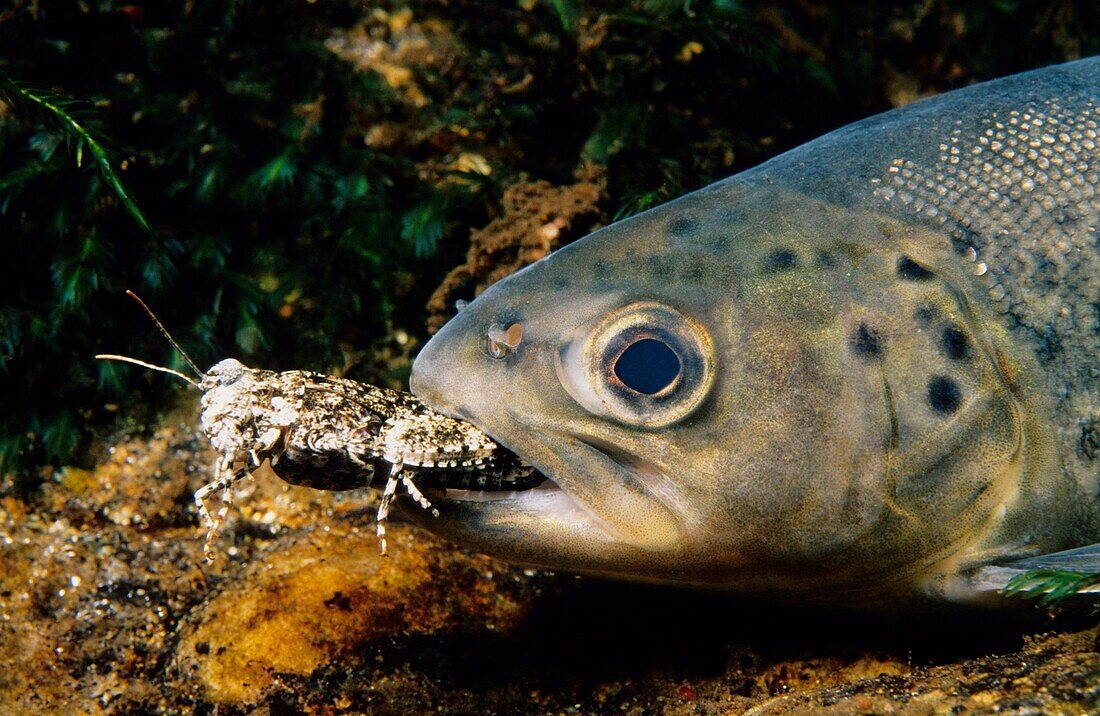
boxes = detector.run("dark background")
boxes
[1,0,1098,483]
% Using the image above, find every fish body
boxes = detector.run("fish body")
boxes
[408,59,1100,604]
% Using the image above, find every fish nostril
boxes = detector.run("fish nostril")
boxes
[487,322,523,359]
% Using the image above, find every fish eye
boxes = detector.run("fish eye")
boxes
[558,302,714,428]
[613,338,681,394]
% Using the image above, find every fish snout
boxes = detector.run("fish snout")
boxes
[410,306,490,421]
[407,305,470,413]
[408,339,446,413]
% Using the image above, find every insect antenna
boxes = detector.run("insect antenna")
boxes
[94,354,200,388]
[94,290,204,389]
[123,289,203,379]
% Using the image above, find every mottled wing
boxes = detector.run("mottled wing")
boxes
[268,371,539,492]
[271,371,398,490]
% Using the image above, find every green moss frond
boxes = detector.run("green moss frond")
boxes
[0,77,149,232]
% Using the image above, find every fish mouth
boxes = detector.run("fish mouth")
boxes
[413,431,586,516]
[400,409,684,558]
[423,465,593,525]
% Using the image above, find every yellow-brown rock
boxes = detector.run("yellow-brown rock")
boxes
[175,522,527,704]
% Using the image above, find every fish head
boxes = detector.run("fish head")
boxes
[409,181,1053,596]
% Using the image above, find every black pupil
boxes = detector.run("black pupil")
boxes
[613,338,681,395]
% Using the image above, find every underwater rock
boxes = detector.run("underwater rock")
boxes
[174,522,529,705]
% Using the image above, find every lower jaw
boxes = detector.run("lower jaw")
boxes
[412,478,603,535]
[423,477,601,527]
[396,488,689,586]
[400,487,615,561]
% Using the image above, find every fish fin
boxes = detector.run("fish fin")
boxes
[965,543,1100,594]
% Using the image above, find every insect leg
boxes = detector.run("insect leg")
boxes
[399,471,440,518]
[375,461,404,556]
[194,453,249,560]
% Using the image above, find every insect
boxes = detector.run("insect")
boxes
[98,292,537,559]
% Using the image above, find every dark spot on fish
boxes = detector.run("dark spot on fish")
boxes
[669,217,700,236]
[1079,415,1099,460]
[682,259,707,282]
[849,322,882,358]
[896,255,934,280]
[928,376,962,415]
[914,305,937,327]
[762,248,797,273]
[818,251,837,267]
[1034,323,1063,364]
[940,325,971,360]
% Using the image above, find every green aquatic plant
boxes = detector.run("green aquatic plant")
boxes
[1005,569,1100,608]
[0,77,149,232]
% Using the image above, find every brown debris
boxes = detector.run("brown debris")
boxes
[426,163,607,333]
[325,7,460,111]
[743,627,1100,715]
